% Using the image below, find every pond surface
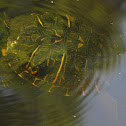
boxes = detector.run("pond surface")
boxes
[0,0,126,126]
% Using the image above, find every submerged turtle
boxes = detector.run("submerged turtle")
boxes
[6,12,68,67]
[1,11,123,96]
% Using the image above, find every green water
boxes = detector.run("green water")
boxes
[0,0,125,126]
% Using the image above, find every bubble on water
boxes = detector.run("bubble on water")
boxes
[51,1,53,3]
[73,115,76,118]
[110,22,114,25]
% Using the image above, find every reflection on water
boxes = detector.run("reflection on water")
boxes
[0,0,126,125]
[0,83,88,126]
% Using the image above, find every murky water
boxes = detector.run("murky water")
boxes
[0,0,126,126]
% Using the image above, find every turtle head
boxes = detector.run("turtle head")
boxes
[6,36,19,55]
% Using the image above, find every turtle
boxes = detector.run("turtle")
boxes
[1,11,115,96]
[6,12,68,67]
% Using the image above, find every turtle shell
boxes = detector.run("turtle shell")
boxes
[7,12,68,68]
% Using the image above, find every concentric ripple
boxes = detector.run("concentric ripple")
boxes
[0,0,126,126]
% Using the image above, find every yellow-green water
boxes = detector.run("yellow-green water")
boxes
[0,0,126,126]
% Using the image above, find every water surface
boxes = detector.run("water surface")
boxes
[0,0,126,126]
